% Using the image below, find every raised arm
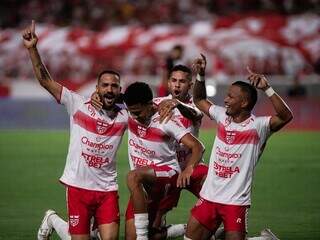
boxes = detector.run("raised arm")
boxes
[247,67,293,132]
[176,133,204,188]
[158,99,202,123]
[192,54,214,117]
[22,20,62,100]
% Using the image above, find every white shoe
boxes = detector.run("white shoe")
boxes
[261,228,280,240]
[37,209,56,240]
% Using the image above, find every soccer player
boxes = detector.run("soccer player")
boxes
[184,54,293,240]
[23,21,127,240]
[123,82,204,240]
[152,65,208,237]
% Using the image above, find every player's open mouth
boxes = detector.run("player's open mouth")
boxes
[174,90,181,95]
[104,95,115,104]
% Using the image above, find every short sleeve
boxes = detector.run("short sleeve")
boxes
[208,105,226,122]
[60,87,85,115]
[255,116,272,143]
[164,117,192,143]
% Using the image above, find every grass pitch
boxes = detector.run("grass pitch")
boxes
[0,130,319,239]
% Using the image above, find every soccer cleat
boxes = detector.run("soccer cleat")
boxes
[37,209,56,240]
[261,228,280,240]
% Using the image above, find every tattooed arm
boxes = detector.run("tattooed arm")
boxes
[22,20,62,100]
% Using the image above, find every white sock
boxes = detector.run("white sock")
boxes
[167,224,186,238]
[49,214,71,240]
[134,213,149,240]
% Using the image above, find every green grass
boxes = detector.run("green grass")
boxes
[0,130,319,239]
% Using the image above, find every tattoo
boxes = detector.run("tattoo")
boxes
[39,65,50,81]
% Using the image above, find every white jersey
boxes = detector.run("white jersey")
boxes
[200,105,271,206]
[127,111,190,176]
[59,87,128,192]
[153,95,202,170]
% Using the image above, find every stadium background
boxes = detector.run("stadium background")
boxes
[0,0,319,239]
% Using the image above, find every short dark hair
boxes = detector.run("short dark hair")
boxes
[232,81,257,111]
[124,82,153,106]
[172,45,183,52]
[98,70,120,82]
[169,65,192,79]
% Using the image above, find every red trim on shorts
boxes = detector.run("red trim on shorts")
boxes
[73,110,126,136]
[217,123,259,145]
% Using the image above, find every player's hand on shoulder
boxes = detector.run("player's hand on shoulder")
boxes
[177,165,193,188]
[158,99,178,123]
[192,53,207,76]
[247,66,270,90]
[91,91,103,111]
[22,20,38,49]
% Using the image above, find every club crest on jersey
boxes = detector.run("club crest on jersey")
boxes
[69,215,79,227]
[226,131,236,144]
[137,125,147,138]
[96,119,109,134]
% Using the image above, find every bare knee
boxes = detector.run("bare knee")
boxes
[125,219,136,240]
[98,222,119,240]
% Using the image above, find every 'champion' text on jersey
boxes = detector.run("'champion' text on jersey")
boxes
[58,87,128,192]
[200,105,271,205]
[127,110,191,175]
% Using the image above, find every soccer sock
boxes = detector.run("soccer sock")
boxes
[167,224,187,238]
[49,214,71,240]
[134,213,149,240]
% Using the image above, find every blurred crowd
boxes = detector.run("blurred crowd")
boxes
[1,0,319,30]
[0,0,319,95]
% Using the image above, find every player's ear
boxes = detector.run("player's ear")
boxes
[241,99,249,109]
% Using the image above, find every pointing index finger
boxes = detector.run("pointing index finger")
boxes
[31,20,35,34]
[246,66,254,75]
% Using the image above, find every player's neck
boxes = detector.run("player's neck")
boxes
[141,107,157,127]
[232,111,251,123]
[102,104,119,119]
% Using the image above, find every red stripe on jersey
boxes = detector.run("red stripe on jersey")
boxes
[73,110,126,136]
[217,123,259,145]
[177,116,192,128]
[128,118,168,142]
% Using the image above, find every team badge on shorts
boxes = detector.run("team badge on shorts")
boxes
[96,119,109,134]
[69,215,80,227]
[137,125,147,138]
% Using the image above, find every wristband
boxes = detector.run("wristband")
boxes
[196,74,205,82]
[265,87,275,97]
